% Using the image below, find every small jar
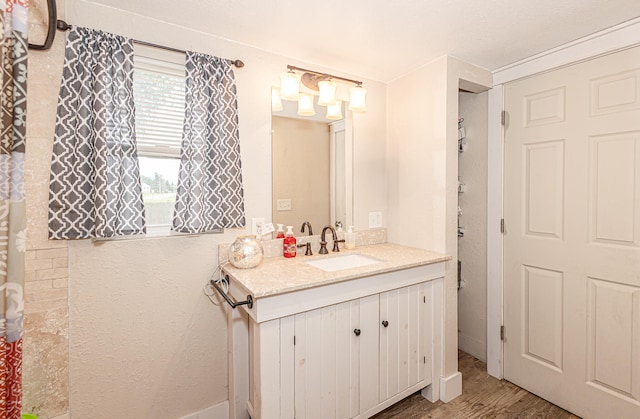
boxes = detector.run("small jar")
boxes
[228,235,264,269]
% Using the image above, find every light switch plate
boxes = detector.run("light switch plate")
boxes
[368,211,382,228]
[277,199,292,211]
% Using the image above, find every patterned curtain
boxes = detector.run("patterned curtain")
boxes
[48,27,146,239]
[0,0,28,416]
[172,52,245,233]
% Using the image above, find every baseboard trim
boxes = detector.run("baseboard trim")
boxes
[458,334,487,362]
[179,400,229,419]
[439,372,462,402]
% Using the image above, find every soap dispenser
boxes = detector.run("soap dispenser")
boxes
[276,223,285,239]
[283,226,297,258]
[345,226,356,250]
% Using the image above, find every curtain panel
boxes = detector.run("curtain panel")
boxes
[0,0,28,416]
[48,26,146,239]
[172,52,245,233]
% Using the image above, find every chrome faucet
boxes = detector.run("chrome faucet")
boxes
[319,225,344,254]
[300,221,313,236]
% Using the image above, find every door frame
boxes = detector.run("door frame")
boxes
[486,17,640,379]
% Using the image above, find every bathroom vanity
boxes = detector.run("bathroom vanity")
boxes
[221,243,449,419]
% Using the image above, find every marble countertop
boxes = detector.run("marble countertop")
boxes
[222,243,450,298]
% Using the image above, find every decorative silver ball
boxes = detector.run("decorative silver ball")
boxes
[228,235,264,269]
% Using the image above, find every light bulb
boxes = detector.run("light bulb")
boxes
[317,80,337,106]
[280,71,300,100]
[297,93,315,116]
[348,85,367,112]
[326,100,343,120]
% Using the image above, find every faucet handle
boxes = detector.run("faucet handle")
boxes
[297,242,313,256]
[333,239,345,252]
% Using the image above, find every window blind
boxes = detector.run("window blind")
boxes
[133,55,185,157]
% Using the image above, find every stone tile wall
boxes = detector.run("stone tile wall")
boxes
[22,1,70,418]
[25,248,68,311]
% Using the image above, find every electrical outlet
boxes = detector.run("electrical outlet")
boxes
[277,198,292,211]
[251,217,265,235]
[368,211,382,228]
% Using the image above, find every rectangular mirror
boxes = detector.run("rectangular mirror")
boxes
[271,89,353,232]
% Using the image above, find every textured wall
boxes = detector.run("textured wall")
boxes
[457,91,488,361]
[68,237,229,418]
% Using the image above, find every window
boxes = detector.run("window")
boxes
[133,46,185,229]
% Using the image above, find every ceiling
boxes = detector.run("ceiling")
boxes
[87,0,640,82]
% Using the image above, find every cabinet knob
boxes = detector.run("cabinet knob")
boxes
[382,320,389,328]
[353,328,361,336]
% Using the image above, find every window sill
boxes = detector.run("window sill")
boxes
[90,226,223,243]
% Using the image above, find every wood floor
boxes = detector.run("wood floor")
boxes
[373,351,580,418]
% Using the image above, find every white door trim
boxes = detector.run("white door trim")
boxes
[486,85,504,378]
[486,17,640,379]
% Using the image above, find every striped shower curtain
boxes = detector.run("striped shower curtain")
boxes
[0,0,28,417]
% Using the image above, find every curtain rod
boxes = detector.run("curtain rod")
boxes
[56,20,245,68]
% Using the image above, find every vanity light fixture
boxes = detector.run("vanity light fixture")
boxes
[275,64,367,114]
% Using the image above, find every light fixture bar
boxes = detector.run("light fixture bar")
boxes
[286,65,363,87]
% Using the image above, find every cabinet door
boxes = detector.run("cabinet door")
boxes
[379,282,430,402]
[294,305,337,419]
[356,294,381,414]
[293,294,379,419]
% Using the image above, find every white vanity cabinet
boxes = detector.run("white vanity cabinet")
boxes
[225,255,446,419]
[290,282,433,419]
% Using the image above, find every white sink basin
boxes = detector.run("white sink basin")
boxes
[306,254,383,272]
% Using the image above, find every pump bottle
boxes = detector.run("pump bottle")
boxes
[283,226,297,258]
[345,226,356,250]
[276,224,285,239]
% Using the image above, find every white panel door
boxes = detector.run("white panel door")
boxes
[504,46,640,418]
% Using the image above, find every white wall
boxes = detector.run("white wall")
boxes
[387,56,448,252]
[387,56,491,394]
[68,237,229,418]
[457,91,488,362]
[63,1,387,417]
[352,95,388,231]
